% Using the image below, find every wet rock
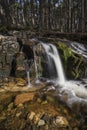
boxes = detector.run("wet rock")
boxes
[17,103,24,108]
[27,111,35,121]
[34,113,42,124]
[38,119,45,126]
[53,116,69,127]
[46,95,56,103]
[42,114,50,123]
[0,105,3,112]
[0,93,13,107]
[14,93,35,105]
[8,102,14,110]
[37,98,42,103]
[41,100,48,105]
[16,112,22,117]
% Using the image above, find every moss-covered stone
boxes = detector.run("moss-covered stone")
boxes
[56,41,85,79]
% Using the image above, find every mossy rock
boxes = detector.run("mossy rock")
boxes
[56,41,85,79]
[0,25,8,34]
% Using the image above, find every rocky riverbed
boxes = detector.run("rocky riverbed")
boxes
[0,77,87,130]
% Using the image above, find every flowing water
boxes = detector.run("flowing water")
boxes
[41,43,66,85]
[23,59,32,87]
[27,71,32,88]
[19,39,87,101]
[39,41,87,103]
[33,46,40,84]
[70,41,87,58]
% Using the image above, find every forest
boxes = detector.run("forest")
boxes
[0,1,87,130]
[0,0,87,33]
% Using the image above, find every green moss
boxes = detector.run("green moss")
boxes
[58,41,74,62]
[56,41,85,79]
[0,25,8,34]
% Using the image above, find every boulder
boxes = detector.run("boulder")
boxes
[14,93,35,105]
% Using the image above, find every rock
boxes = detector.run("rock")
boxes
[46,95,55,103]
[34,113,42,124]
[14,93,35,105]
[41,100,48,105]
[74,127,79,130]
[16,112,22,117]
[17,103,24,108]
[27,111,35,121]
[42,114,50,123]
[54,116,69,127]
[0,93,13,107]
[38,119,45,126]
[37,98,42,103]
[8,102,14,110]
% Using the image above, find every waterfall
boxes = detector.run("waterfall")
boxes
[33,47,40,84]
[27,71,32,88]
[23,59,32,87]
[41,43,66,85]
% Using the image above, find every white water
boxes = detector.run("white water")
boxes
[41,43,66,85]
[23,60,32,88]
[33,47,40,84]
[70,42,87,58]
[27,71,32,88]
[25,39,87,101]
[49,44,66,84]
[41,42,87,100]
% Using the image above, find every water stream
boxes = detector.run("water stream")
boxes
[39,41,87,104]
[33,46,40,84]
[27,71,32,88]
[41,43,66,85]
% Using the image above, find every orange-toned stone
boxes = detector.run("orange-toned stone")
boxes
[14,93,35,105]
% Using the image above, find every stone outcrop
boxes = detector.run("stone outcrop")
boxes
[56,41,86,79]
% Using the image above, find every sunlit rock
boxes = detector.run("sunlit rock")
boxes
[53,116,69,127]
[38,119,45,126]
[33,113,42,124]
[27,111,35,121]
[14,93,35,105]
[16,112,22,117]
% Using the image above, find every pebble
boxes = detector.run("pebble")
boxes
[38,119,45,126]
[54,116,69,127]
[16,112,22,117]
[28,111,35,120]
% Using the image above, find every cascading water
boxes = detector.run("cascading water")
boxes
[27,71,31,87]
[41,43,66,85]
[70,41,87,58]
[23,59,32,88]
[33,46,40,84]
[40,41,87,102]
[28,39,87,103]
